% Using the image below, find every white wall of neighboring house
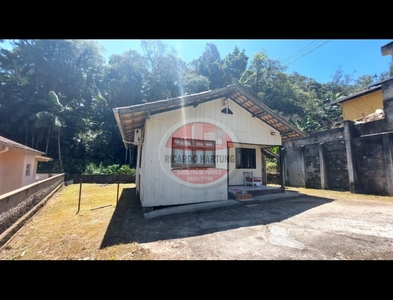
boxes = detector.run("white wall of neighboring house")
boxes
[0,150,26,195]
[138,98,281,207]
[0,145,49,195]
[21,154,37,188]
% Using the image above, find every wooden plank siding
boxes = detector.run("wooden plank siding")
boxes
[139,98,281,207]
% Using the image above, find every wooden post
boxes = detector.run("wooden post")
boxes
[117,182,120,203]
[77,178,82,214]
[116,181,126,203]
[261,150,267,185]
[279,147,285,192]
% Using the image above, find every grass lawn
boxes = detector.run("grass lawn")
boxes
[0,183,151,260]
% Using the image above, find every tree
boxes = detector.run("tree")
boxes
[183,73,210,94]
[190,43,226,89]
[31,91,86,172]
[141,40,187,101]
[262,72,305,118]
[289,115,323,133]
[221,46,248,85]
[240,51,286,94]
[104,50,146,107]
[0,40,108,172]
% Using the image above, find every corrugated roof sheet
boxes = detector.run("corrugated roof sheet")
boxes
[113,85,305,147]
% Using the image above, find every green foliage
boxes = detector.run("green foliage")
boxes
[241,51,286,94]
[118,165,136,175]
[83,163,135,175]
[266,159,279,173]
[190,43,226,89]
[289,115,323,133]
[83,162,105,175]
[221,46,249,85]
[270,146,279,155]
[1,39,393,174]
[183,73,210,94]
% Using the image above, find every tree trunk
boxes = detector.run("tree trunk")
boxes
[45,126,51,156]
[31,132,35,148]
[36,129,43,149]
[57,130,64,172]
[25,125,28,145]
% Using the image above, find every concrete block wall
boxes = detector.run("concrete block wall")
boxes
[0,174,64,235]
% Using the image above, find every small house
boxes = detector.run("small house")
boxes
[0,135,52,195]
[113,85,304,208]
[329,80,388,122]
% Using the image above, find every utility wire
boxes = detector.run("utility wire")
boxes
[281,40,319,64]
[284,40,332,67]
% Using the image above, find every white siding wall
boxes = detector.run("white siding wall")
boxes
[228,143,262,186]
[228,100,281,145]
[139,98,281,207]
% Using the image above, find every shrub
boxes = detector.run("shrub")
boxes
[118,165,136,176]
[266,158,279,173]
[84,162,105,174]
[82,163,135,175]
[102,164,121,175]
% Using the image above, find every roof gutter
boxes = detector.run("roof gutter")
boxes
[0,146,9,154]
[35,155,52,162]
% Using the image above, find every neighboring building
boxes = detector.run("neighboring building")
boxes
[329,81,386,122]
[330,39,393,122]
[381,41,393,56]
[0,136,52,195]
[113,84,304,208]
[283,77,393,196]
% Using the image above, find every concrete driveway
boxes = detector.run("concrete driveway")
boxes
[136,192,393,260]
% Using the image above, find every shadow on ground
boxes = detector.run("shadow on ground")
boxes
[100,187,333,248]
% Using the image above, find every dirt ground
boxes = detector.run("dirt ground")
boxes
[1,184,393,260]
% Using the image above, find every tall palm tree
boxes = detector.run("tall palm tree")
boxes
[31,91,81,173]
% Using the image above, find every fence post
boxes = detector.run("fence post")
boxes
[77,177,82,214]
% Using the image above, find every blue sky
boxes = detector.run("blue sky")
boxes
[2,39,392,84]
[97,39,393,84]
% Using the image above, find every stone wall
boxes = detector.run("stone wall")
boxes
[324,140,349,191]
[282,78,393,196]
[354,135,390,195]
[283,123,393,196]
[283,127,348,191]
[0,174,64,236]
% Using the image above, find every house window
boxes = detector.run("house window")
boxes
[171,137,216,169]
[236,148,256,169]
[25,164,31,176]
